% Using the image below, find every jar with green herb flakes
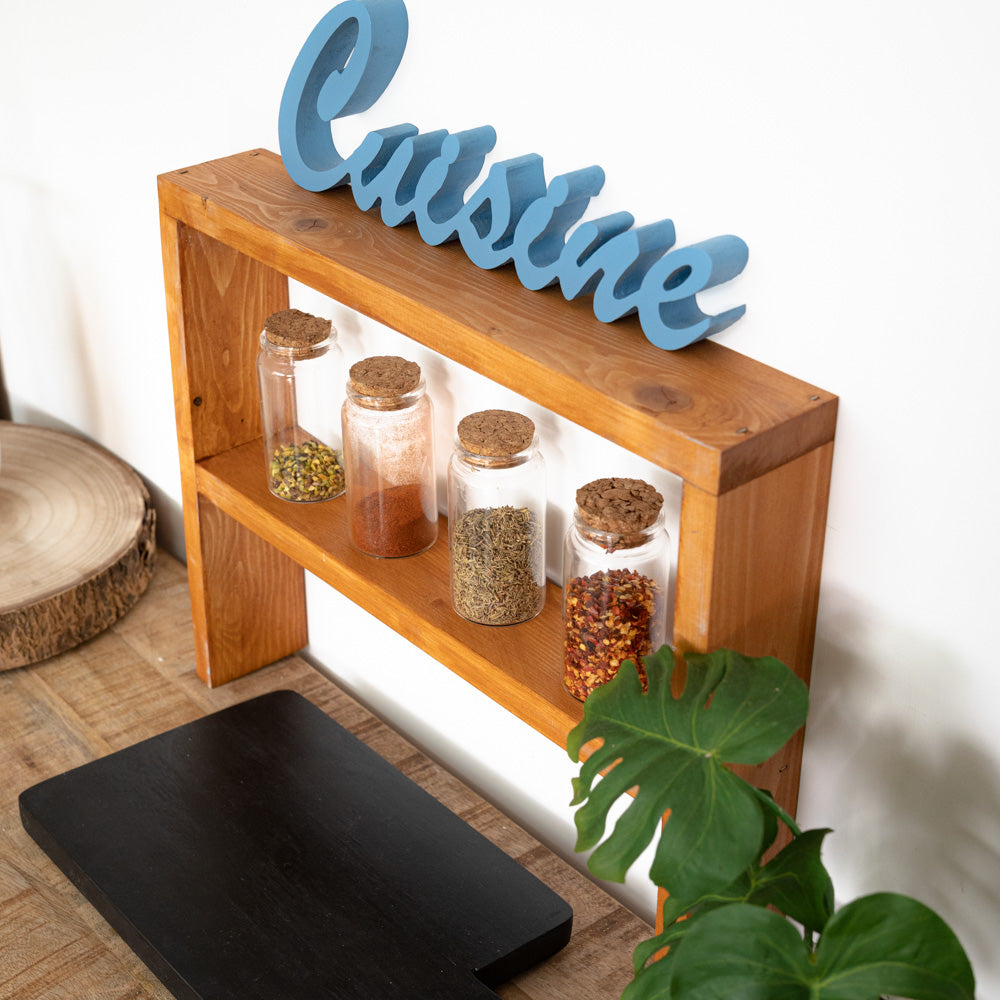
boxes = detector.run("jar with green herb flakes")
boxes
[563,477,669,700]
[448,409,546,625]
[256,308,346,503]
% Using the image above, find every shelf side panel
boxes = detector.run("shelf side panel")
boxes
[173,224,285,461]
[160,209,305,683]
[672,441,835,815]
[196,499,307,686]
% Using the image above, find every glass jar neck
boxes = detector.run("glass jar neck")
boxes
[454,435,538,469]
[573,507,662,553]
[347,377,426,412]
[259,331,334,361]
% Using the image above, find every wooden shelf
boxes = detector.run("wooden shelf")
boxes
[159,148,836,818]
[197,437,580,745]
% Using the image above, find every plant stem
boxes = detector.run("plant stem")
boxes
[749,785,802,838]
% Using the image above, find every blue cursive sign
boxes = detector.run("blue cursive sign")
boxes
[279,0,748,349]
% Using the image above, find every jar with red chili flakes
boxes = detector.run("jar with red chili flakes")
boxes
[562,477,669,701]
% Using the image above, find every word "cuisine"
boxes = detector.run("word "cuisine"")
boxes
[279,0,748,350]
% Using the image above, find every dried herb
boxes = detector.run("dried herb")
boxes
[563,567,660,700]
[269,439,345,501]
[451,505,544,625]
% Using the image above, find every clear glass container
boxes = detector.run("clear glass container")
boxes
[448,409,546,625]
[256,309,345,503]
[341,355,438,558]
[562,477,669,700]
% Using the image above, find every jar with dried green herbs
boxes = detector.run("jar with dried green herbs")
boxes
[256,308,346,503]
[562,477,669,700]
[448,409,546,625]
[342,355,438,558]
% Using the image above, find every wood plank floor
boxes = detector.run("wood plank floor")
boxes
[0,553,650,999]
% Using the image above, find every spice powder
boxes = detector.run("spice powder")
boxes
[350,482,437,558]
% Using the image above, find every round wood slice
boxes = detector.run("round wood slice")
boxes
[0,421,156,670]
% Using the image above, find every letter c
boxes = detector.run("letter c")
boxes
[279,0,409,192]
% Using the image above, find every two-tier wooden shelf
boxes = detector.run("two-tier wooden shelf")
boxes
[158,149,836,816]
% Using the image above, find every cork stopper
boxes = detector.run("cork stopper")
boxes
[263,308,332,348]
[576,477,664,533]
[457,409,535,457]
[349,356,421,397]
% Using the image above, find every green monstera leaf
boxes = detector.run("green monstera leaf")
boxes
[674,825,835,938]
[625,827,835,999]
[660,893,975,1000]
[567,646,809,915]
[749,826,835,933]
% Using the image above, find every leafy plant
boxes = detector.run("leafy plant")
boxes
[567,646,976,1000]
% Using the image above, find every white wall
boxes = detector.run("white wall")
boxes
[3,0,998,993]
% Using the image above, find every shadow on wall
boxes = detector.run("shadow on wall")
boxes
[850,721,1000,986]
[802,597,1000,988]
[0,345,10,420]
[0,172,101,434]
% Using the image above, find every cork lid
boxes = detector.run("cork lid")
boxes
[263,308,332,348]
[576,477,664,533]
[349,356,422,396]
[457,409,535,457]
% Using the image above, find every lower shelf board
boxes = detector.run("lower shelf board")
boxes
[19,690,573,1000]
[196,438,584,745]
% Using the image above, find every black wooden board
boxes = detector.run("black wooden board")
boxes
[19,690,572,999]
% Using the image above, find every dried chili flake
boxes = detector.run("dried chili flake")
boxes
[563,567,659,700]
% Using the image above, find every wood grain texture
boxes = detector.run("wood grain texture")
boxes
[159,208,305,686]
[157,150,837,496]
[0,554,651,999]
[166,219,288,464]
[673,442,835,816]
[0,422,156,670]
[195,498,308,687]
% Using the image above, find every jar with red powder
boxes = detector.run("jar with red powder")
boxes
[341,355,438,558]
[562,477,669,700]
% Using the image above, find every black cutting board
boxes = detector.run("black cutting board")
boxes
[19,690,572,999]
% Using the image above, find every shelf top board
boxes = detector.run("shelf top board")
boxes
[158,149,836,495]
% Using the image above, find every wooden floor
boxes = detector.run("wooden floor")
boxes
[0,552,650,999]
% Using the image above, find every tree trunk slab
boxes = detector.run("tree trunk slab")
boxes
[1,422,156,669]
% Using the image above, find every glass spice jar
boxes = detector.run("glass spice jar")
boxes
[562,477,669,701]
[448,409,546,625]
[256,308,346,503]
[342,355,438,558]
